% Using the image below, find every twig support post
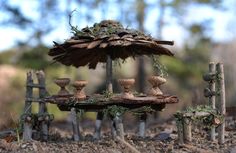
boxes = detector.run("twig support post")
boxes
[216,63,225,144]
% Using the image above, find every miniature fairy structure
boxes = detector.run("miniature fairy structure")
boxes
[48,20,177,139]
[174,62,226,144]
[21,20,178,142]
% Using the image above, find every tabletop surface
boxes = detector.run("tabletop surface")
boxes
[44,94,179,111]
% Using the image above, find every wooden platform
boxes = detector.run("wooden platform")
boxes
[45,94,179,112]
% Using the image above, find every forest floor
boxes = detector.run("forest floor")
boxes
[0,117,236,153]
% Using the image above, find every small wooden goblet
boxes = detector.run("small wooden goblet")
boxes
[148,76,166,96]
[54,78,70,96]
[72,80,88,100]
[118,79,135,99]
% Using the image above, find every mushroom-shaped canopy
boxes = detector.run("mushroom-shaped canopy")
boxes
[49,20,174,69]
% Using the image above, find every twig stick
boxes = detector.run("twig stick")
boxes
[23,71,33,141]
[216,63,225,144]
[94,119,102,139]
[116,136,140,153]
[138,113,147,138]
[209,62,216,141]
[177,120,184,144]
[155,40,174,45]
[111,119,117,138]
[71,108,81,141]
[183,117,192,143]
[94,112,103,140]
[183,112,210,117]
[24,71,33,113]
[114,115,124,140]
[23,122,32,141]
[106,55,113,92]
[36,71,48,141]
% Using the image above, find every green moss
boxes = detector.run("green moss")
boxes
[151,55,168,77]
[130,106,155,117]
[69,19,145,39]
[103,105,128,118]
[102,90,113,100]
[174,105,223,128]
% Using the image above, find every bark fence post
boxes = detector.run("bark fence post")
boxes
[216,63,226,144]
[23,71,33,141]
[176,120,184,144]
[209,62,216,141]
[183,117,192,143]
[36,70,48,141]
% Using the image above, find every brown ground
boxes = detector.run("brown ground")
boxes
[0,117,236,153]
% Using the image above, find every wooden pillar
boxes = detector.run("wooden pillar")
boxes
[216,63,226,144]
[138,113,147,138]
[36,71,48,141]
[106,55,113,93]
[114,114,124,140]
[94,112,103,140]
[71,108,81,141]
[111,118,117,138]
[183,117,192,143]
[94,55,115,140]
[23,71,33,141]
[137,57,145,93]
[106,55,125,139]
[209,62,216,141]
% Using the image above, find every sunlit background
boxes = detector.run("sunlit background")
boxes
[0,0,235,130]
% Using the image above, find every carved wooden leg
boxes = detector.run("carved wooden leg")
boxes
[111,118,117,138]
[94,111,103,140]
[71,108,80,141]
[114,114,124,140]
[138,113,147,138]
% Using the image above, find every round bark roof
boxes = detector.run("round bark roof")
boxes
[49,20,174,69]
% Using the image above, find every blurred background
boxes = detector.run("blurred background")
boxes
[0,0,235,130]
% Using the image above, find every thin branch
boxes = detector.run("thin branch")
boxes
[116,136,140,153]
[68,9,77,28]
